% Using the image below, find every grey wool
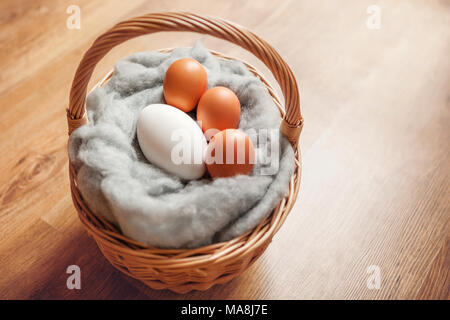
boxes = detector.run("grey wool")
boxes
[68,42,294,249]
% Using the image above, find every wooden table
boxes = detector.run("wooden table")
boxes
[0,0,448,300]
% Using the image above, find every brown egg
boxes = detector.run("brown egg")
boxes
[197,87,241,140]
[205,129,255,179]
[163,58,208,112]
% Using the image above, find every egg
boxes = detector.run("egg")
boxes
[137,104,207,180]
[205,129,255,179]
[197,86,241,140]
[163,58,208,112]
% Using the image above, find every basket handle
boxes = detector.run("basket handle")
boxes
[68,12,303,145]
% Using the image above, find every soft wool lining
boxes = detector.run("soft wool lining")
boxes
[68,42,294,248]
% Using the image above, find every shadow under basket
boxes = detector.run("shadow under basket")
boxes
[67,12,303,294]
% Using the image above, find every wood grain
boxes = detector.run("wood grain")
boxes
[0,0,449,299]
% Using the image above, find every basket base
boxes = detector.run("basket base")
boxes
[96,235,269,294]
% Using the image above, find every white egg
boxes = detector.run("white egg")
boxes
[136,104,207,180]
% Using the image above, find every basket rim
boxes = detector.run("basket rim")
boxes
[69,48,302,268]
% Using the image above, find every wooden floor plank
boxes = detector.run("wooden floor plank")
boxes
[416,236,450,300]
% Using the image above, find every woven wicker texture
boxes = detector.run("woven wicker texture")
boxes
[67,12,302,293]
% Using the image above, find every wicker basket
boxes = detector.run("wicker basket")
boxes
[67,12,303,294]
